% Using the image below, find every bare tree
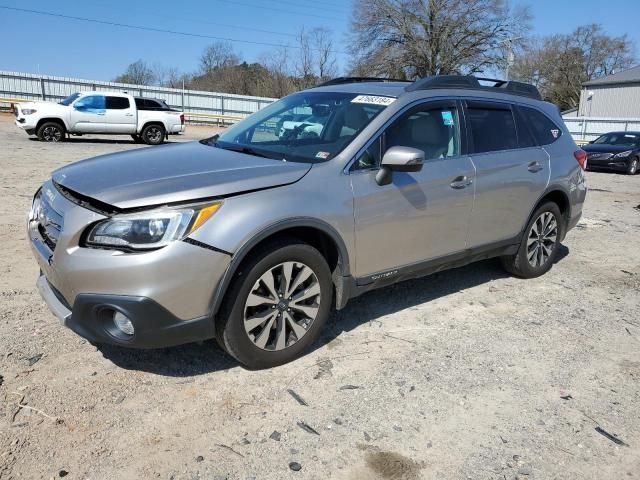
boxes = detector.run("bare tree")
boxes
[348,0,530,78]
[512,24,636,110]
[113,60,156,85]
[261,47,295,97]
[294,27,338,88]
[312,28,338,80]
[200,41,241,74]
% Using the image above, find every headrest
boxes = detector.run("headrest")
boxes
[343,104,369,130]
[411,113,448,145]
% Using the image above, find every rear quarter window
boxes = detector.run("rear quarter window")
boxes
[520,106,562,145]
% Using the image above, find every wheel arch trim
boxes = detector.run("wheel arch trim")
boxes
[209,217,351,317]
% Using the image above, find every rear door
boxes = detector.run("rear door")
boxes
[104,96,136,133]
[350,100,476,279]
[463,100,549,247]
[69,95,106,132]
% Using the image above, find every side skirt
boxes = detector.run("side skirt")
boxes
[344,239,520,302]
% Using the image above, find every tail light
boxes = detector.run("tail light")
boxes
[574,149,587,170]
[180,114,185,125]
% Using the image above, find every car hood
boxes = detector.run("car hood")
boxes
[19,101,67,113]
[52,141,311,209]
[582,144,637,154]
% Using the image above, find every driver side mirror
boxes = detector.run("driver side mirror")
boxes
[375,146,424,186]
[73,102,87,111]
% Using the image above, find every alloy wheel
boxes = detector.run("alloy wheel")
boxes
[43,126,62,142]
[526,211,558,268]
[146,127,162,143]
[243,261,321,351]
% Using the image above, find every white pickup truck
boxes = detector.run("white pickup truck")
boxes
[14,92,185,145]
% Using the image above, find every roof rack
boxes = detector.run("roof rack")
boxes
[316,76,409,87]
[405,75,542,100]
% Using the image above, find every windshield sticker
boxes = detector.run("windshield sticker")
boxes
[351,95,396,106]
[551,129,559,138]
[441,111,454,126]
[315,151,331,159]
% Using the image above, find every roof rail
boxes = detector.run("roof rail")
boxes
[316,76,409,87]
[405,75,542,100]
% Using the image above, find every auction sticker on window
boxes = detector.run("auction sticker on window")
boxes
[351,95,396,106]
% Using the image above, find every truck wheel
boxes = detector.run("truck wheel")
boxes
[130,134,144,144]
[141,124,165,145]
[216,238,333,369]
[37,122,65,142]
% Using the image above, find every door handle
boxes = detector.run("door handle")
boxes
[125,113,134,117]
[528,161,543,173]
[450,175,473,189]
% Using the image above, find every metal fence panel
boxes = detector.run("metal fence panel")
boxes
[563,116,640,142]
[0,70,276,123]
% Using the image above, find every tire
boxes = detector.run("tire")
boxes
[36,121,65,142]
[626,157,638,175]
[130,134,144,144]
[501,202,564,279]
[141,124,165,145]
[216,238,333,369]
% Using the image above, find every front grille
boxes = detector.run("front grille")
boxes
[587,152,612,160]
[33,190,64,250]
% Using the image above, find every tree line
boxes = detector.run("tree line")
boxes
[114,0,636,110]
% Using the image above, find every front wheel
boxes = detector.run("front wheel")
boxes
[36,122,65,142]
[141,124,165,145]
[627,157,638,175]
[501,202,563,278]
[216,239,333,369]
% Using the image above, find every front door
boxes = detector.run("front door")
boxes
[69,95,106,132]
[350,101,475,280]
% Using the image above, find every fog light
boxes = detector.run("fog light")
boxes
[113,311,134,336]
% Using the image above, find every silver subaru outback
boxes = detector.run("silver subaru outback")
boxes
[28,76,587,369]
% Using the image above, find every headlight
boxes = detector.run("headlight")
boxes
[614,150,633,158]
[21,109,37,115]
[85,203,221,250]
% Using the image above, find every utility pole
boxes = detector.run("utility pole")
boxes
[501,36,522,81]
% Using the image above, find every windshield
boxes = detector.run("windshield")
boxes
[593,132,640,146]
[59,93,81,106]
[207,92,393,163]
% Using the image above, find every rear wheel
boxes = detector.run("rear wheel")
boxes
[216,238,333,369]
[141,124,165,145]
[627,157,638,175]
[501,202,563,278]
[37,122,65,142]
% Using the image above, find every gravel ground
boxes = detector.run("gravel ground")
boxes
[0,114,639,480]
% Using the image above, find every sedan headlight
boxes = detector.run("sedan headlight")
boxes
[21,109,37,115]
[614,150,633,158]
[86,203,221,250]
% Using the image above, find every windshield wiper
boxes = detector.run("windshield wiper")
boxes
[215,143,275,159]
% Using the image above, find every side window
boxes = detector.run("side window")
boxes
[106,96,130,109]
[385,104,460,160]
[353,136,381,170]
[520,106,562,145]
[74,95,105,111]
[467,102,518,153]
[514,106,537,148]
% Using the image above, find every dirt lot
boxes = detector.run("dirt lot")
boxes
[0,113,639,480]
